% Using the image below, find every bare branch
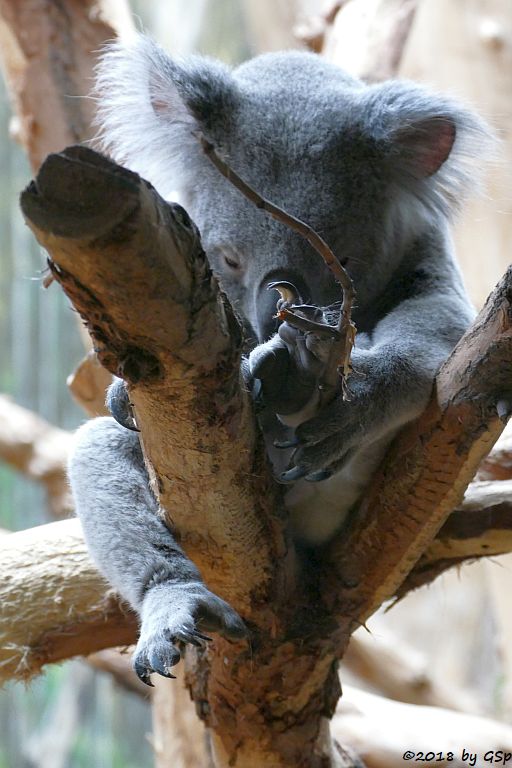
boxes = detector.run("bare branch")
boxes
[325,266,512,643]
[0,0,134,170]
[0,519,136,683]
[323,0,420,81]
[20,144,287,619]
[0,394,73,518]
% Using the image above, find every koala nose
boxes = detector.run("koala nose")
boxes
[255,271,309,342]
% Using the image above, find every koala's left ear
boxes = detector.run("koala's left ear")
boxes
[94,34,238,198]
[364,80,493,213]
[391,116,456,178]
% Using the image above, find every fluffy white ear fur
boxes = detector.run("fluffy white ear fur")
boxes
[94,36,202,200]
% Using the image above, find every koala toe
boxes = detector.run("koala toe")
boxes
[194,590,248,641]
[133,633,182,685]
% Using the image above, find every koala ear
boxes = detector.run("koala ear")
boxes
[94,35,238,198]
[392,117,456,178]
[364,80,493,217]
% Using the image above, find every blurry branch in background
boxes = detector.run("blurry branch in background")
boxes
[294,1,347,53]
[0,395,72,518]
[334,686,512,768]
[343,630,481,713]
[66,351,111,417]
[0,0,127,407]
[300,0,419,80]
[0,0,133,171]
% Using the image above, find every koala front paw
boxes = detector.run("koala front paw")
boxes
[134,582,247,686]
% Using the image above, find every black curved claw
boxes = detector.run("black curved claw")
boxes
[148,650,178,679]
[279,465,307,483]
[172,626,212,647]
[107,378,139,431]
[133,658,155,688]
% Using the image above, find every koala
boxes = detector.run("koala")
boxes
[68,35,489,684]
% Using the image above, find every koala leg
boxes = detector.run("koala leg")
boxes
[69,417,246,685]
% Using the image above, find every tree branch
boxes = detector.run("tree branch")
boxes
[20,145,289,620]
[0,0,133,170]
[18,145,512,768]
[326,267,512,641]
[0,394,73,518]
[322,0,419,81]
[0,519,136,683]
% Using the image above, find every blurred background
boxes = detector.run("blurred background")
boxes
[0,1,510,766]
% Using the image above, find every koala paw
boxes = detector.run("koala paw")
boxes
[134,582,247,686]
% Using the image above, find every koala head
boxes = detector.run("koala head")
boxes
[95,36,490,344]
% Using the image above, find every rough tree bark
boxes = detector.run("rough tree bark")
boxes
[0,0,133,170]
[15,145,512,768]
[0,519,137,680]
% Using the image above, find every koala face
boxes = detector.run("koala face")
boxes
[95,40,489,344]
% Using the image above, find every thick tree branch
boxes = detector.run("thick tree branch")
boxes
[0,519,136,683]
[326,268,512,642]
[18,146,512,768]
[397,480,512,599]
[20,145,288,620]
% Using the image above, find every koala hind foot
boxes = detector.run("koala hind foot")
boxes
[134,582,247,686]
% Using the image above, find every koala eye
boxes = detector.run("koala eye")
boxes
[222,249,241,271]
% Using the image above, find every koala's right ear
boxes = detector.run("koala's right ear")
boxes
[94,35,238,198]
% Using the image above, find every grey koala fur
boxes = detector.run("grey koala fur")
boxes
[68,34,490,683]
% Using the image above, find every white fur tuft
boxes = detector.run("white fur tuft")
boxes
[94,35,201,200]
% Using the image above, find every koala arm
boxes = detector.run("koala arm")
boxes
[251,290,473,481]
[69,417,246,684]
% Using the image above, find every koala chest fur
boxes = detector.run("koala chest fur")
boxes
[95,36,487,547]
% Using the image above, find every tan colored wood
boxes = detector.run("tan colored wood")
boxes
[0,394,72,518]
[152,665,211,768]
[0,519,137,683]
[399,0,512,309]
[0,0,133,171]
[326,268,512,639]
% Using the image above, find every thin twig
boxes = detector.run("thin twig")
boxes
[197,133,357,403]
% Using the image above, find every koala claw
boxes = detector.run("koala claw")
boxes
[134,583,247,685]
[106,377,139,432]
[279,465,307,483]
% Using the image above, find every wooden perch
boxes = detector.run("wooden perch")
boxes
[2,478,511,685]
[21,148,334,768]
[20,145,285,619]
[0,519,136,683]
[326,267,512,643]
